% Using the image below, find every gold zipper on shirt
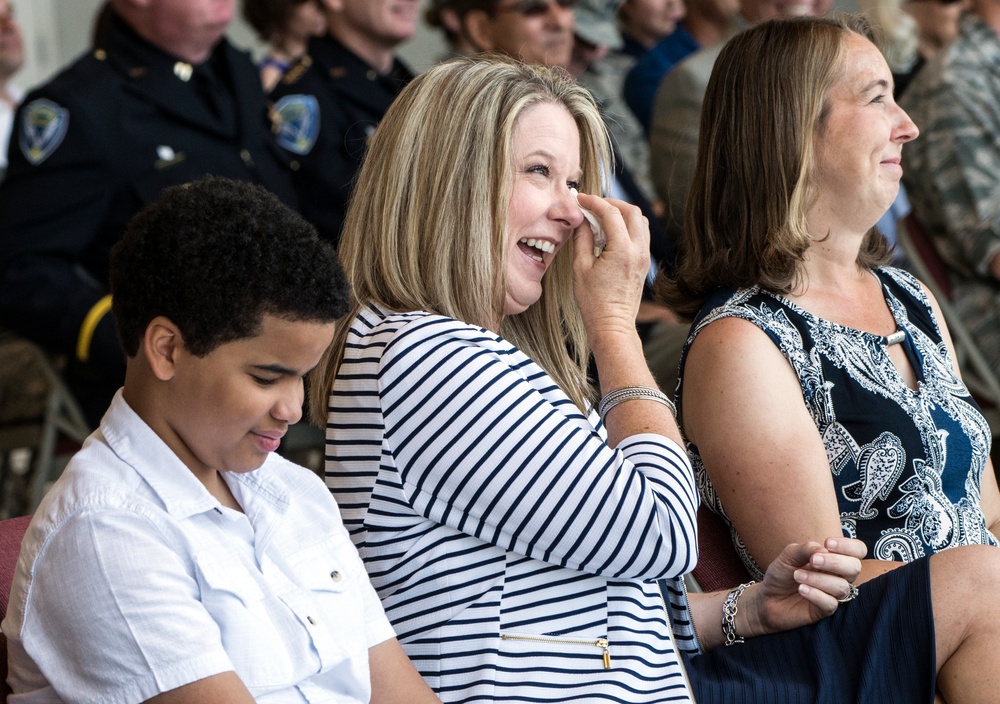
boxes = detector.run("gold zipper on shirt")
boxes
[500,632,611,669]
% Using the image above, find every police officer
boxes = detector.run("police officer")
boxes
[0,0,298,426]
[270,0,417,244]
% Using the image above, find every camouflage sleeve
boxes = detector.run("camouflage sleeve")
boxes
[903,74,1000,277]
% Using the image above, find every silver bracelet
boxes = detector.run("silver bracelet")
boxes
[597,386,676,420]
[721,581,756,646]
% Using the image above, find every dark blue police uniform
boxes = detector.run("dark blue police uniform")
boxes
[269,33,413,245]
[0,14,298,424]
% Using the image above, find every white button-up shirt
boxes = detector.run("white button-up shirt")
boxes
[3,391,394,703]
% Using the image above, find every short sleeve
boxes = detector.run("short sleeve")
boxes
[17,508,233,704]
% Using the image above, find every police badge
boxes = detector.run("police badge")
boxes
[20,99,70,166]
[273,94,320,156]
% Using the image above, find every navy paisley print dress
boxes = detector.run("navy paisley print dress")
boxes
[678,267,998,579]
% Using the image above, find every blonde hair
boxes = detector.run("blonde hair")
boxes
[310,55,612,422]
[660,15,891,318]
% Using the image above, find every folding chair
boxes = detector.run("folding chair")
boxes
[0,334,91,516]
[895,214,1000,438]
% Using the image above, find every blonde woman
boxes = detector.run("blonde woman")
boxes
[315,54,996,703]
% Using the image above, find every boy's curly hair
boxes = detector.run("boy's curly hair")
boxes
[111,176,349,357]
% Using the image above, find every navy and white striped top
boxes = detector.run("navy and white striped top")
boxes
[326,305,700,703]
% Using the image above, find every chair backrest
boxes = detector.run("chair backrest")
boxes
[690,505,752,593]
[0,514,31,702]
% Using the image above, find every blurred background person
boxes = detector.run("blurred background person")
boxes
[849,0,967,265]
[618,0,687,58]
[0,0,23,180]
[0,0,297,427]
[900,0,1000,377]
[270,0,417,244]
[649,0,831,253]
[90,1,115,46]
[435,0,576,68]
[622,0,738,132]
[606,0,687,161]
[859,0,967,98]
[569,0,681,371]
[605,0,686,174]
[424,0,477,56]
[243,0,327,91]
[641,0,832,397]
[571,0,656,200]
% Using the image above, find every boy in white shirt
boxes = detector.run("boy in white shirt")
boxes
[2,176,440,704]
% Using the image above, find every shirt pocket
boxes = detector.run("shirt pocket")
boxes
[498,630,613,672]
[284,535,369,638]
[279,538,375,697]
[193,554,293,687]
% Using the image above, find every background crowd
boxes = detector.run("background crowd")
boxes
[0,0,999,701]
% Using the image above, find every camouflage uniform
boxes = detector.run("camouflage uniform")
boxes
[900,13,1000,368]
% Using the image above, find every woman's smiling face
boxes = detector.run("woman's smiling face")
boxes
[503,101,584,319]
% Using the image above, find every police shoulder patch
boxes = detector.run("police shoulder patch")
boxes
[19,99,70,165]
[273,94,320,156]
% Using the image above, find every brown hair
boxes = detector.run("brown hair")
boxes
[659,15,891,318]
[242,0,316,42]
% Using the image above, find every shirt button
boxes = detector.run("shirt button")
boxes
[366,69,377,81]
[307,616,317,625]
[330,570,342,583]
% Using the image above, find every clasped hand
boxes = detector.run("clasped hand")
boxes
[741,537,866,639]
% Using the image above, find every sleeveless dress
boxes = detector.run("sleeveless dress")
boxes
[678,267,998,579]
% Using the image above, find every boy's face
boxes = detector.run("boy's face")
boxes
[161,314,336,478]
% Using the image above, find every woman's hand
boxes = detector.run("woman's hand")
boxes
[572,193,650,344]
[738,537,866,638]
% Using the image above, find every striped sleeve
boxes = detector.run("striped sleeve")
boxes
[377,315,699,581]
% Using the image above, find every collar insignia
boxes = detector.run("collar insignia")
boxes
[173,62,193,82]
[155,145,185,169]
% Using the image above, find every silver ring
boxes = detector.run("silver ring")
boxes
[837,582,859,603]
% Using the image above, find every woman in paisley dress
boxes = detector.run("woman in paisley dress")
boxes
[662,14,1000,587]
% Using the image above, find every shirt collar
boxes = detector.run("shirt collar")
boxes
[309,33,415,85]
[102,12,224,84]
[99,391,290,521]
